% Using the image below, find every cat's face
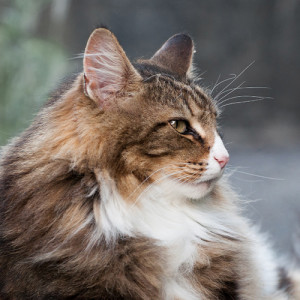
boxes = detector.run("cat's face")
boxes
[82,29,229,201]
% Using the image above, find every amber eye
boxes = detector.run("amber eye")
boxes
[169,120,188,134]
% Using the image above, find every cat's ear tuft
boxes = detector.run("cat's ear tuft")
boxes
[151,33,194,77]
[83,28,141,108]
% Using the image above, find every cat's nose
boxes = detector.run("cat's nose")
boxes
[214,154,229,169]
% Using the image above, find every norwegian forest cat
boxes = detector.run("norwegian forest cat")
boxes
[0,28,299,299]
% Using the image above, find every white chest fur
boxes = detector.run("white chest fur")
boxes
[94,173,284,299]
[96,175,244,299]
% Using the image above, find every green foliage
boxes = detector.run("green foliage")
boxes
[0,0,68,145]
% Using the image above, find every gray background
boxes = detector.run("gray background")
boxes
[0,0,299,259]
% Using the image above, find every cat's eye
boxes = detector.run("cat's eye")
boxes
[169,120,189,134]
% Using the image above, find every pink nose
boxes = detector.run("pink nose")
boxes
[214,155,229,169]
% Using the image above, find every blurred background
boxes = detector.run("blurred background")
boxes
[0,0,299,259]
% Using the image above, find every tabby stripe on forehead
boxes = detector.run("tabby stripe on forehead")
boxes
[155,75,206,112]
[181,91,193,116]
[193,85,210,103]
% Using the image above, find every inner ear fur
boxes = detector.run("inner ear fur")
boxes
[83,28,141,109]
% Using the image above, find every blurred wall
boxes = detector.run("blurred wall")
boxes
[0,0,300,257]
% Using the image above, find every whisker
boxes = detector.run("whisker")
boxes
[216,81,245,102]
[226,167,284,181]
[125,163,191,201]
[210,75,236,95]
[220,97,273,108]
[157,173,195,197]
[130,169,188,208]
[215,86,270,99]
[174,174,194,185]
[214,61,255,100]
[219,95,272,106]
[180,166,202,185]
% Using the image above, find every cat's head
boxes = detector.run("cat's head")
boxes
[81,28,229,201]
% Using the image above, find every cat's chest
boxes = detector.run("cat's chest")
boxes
[99,179,239,298]
[161,239,201,300]
[126,202,230,299]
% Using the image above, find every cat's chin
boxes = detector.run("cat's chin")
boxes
[183,178,217,200]
[159,177,219,201]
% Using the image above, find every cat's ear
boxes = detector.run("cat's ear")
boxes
[83,28,141,108]
[150,33,194,77]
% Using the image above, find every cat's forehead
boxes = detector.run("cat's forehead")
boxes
[135,62,217,122]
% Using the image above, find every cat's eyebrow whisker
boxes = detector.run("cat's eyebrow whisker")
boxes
[220,97,273,108]
[216,81,245,102]
[226,167,284,181]
[215,86,270,99]
[214,61,256,100]
[218,95,273,106]
[210,75,236,95]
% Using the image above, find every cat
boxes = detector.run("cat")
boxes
[0,27,299,299]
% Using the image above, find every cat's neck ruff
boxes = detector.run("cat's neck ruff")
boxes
[96,172,241,245]
[94,173,243,299]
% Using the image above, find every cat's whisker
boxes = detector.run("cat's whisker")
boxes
[177,166,203,185]
[131,163,204,205]
[226,167,284,181]
[220,97,273,108]
[130,170,184,207]
[169,174,193,189]
[210,75,236,96]
[215,86,270,99]
[129,168,189,208]
[218,95,273,106]
[214,61,255,100]
[218,94,265,105]
[154,173,195,198]
[216,81,245,103]
[125,164,191,202]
